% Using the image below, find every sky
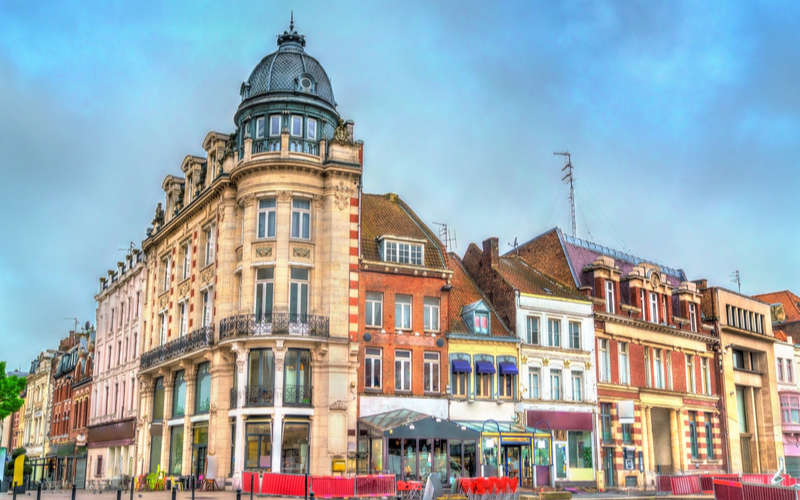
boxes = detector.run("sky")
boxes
[1,0,799,368]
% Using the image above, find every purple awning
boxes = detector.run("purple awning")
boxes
[499,362,518,375]
[451,360,472,373]
[476,361,496,374]
[526,410,594,431]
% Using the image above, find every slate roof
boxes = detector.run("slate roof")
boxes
[360,193,448,270]
[753,290,800,323]
[447,253,514,338]
[495,253,590,302]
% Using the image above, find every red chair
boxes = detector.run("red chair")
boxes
[397,481,408,499]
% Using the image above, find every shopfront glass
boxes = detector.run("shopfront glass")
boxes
[568,431,593,480]
[192,424,208,478]
[169,426,184,475]
[371,439,383,472]
[434,439,447,486]
[388,439,402,477]
[245,422,271,470]
[281,422,309,473]
[284,350,311,405]
[403,439,418,480]
[419,438,432,481]
[150,431,163,472]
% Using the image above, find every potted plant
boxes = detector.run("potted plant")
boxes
[4,448,32,493]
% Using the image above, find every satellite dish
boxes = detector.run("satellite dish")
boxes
[84,321,92,331]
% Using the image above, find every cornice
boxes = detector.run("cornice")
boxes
[360,259,451,278]
[596,311,719,344]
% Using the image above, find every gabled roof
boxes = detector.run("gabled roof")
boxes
[753,290,800,323]
[447,253,514,338]
[495,253,589,302]
[360,193,447,270]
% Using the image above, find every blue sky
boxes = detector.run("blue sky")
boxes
[1,0,799,368]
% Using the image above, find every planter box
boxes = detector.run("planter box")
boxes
[540,492,573,500]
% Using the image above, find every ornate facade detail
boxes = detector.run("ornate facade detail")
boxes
[275,356,284,371]
[238,193,255,208]
[332,118,352,145]
[236,359,245,375]
[542,358,550,366]
[564,360,571,368]
[236,248,243,263]
[276,190,292,202]
[178,280,190,298]
[152,202,165,227]
[201,266,215,285]
[333,180,351,211]
[292,247,311,259]
[158,292,169,309]
[313,194,324,209]
[255,246,273,258]
[329,400,348,412]
[585,361,592,370]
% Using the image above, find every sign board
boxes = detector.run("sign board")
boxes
[623,449,635,471]
[618,401,635,424]
[0,448,5,481]
[13,454,24,487]
[331,459,346,472]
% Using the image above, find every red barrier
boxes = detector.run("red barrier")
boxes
[783,476,797,487]
[355,475,396,497]
[715,480,744,500]
[657,475,675,493]
[705,475,743,493]
[261,473,308,496]
[672,475,703,495]
[743,475,772,485]
[242,472,260,493]
[742,483,800,500]
[313,477,356,498]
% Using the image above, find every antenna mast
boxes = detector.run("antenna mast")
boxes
[554,151,576,237]
[731,269,741,293]
[432,222,457,252]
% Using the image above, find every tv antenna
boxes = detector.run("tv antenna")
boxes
[731,270,741,293]
[118,242,137,253]
[508,237,519,254]
[554,151,577,237]
[432,222,457,252]
[64,317,79,331]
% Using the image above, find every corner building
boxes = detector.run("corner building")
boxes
[136,22,362,487]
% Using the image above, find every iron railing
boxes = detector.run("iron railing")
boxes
[140,325,214,370]
[282,384,313,406]
[230,384,276,409]
[219,313,329,341]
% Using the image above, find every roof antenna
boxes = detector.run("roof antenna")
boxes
[731,269,741,293]
[508,237,519,255]
[290,11,294,31]
[554,151,577,238]
[432,222,457,252]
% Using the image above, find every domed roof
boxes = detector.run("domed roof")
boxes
[240,19,336,109]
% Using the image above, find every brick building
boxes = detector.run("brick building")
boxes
[515,228,722,489]
[49,332,80,484]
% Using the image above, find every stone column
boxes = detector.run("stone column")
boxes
[273,349,286,473]
[232,344,248,482]
[182,363,197,476]
[670,409,681,473]
[645,406,655,472]
[751,386,762,473]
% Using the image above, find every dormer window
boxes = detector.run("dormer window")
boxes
[462,300,491,335]
[379,239,424,265]
[689,303,697,332]
[649,292,659,324]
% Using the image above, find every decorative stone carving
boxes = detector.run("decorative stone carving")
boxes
[238,194,255,208]
[333,180,351,211]
[292,247,311,259]
[158,293,169,309]
[152,202,165,227]
[178,280,190,298]
[564,360,571,368]
[236,359,245,375]
[585,361,592,370]
[276,190,292,202]
[521,356,528,364]
[217,203,225,223]
[313,194,323,209]
[275,356,284,371]
[329,400,348,412]
[542,358,549,366]
[201,266,215,285]
[332,118,352,145]
[255,246,273,258]
[236,248,243,263]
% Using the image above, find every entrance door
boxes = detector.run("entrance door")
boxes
[193,446,208,479]
[501,446,521,479]
[741,437,752,473]
[603,448,615,487]
[74,458,86,489]
[555,443,567,480]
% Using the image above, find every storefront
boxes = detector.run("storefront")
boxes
[526,410,595,485]
[357,409,480,489]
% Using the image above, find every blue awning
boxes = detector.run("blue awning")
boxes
[451,360,472,373]
[498,362,518,375]
[475,361,496,374]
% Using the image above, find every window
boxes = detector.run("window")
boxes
[689,412,699,458]
[245,422,272,470]
[571,371,583,402]
[702,357,711,395]
[257,198,276,239]
[178,301,187,337]
[498,361,516,398]
[182,241,191,280]
[248,348,275,397]
[291,199,311,239]
[599,339,610,382]
[789,360,794,383]
[395,350,411,392]
[255,116,265,138]
[600,403,612,441]
[686,354,696,393]
[705,413,714,458]
[255,268,274,321]
[395,295,412,330]
[283,349,311,404]
[689,303,697,332]
[666,350,673,390]
[159,312,168,345]
[424,352,440,393]
[473,312,489,335]
[169,425,184,475]
[290,115,302,136]
[381,240,424,265]
[605,281,615,313]
[782,396,800,424]
[195,362,211,413]
[649,292,659,324]
[289,268,309,322]
[622,423,633,444]
[732,349,745,369]
[569,321,581,349]
[172,371,186,417]
[307,117,317,139]
[662,296,668,324]
[269,115,280,136]
[548,319,561,348]
[526,316,539,345]
[528,367,540,399]
[550,369,562,400]
[654,349,664,389]
[365,348,382,389]
[618,342,630,385]
[778,359,785,382]
[736,386,748,433]
[365,292,383,327]
[152,377,165,422]
[452,359,469,397]
[641,289,646,320]
[162,257,171,292]
[423,297,440,331]
[644,347,652,387]
[201,289,213,328]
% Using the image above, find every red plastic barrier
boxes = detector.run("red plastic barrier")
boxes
[782,476,797,487]
[355,475,396,497]
[261,473,308,496]
[313,476,356,498]
[743,475,773,485]
[242,472,260,493]
[742,483,800,500]
[672,475,702,495]
[715,480,744,500]
[657,475,675,493]
[705,475,744,493]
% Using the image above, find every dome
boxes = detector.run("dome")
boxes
[240,20,336,109]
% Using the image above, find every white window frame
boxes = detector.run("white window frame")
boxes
[290,198,311,240]
[666,350,673,390]
[381,240,424,265]
[689,303,697,332]
[290,115,302,136]
[701,357,711,395]
[159,312,168,346]
[204,225,215,266]
[365,292,383,328]
[619,342,630,385]
[307,117,317,140]
[201,288,213,328]
[778,359,784,382]
[548,318,561,348]
[789,360,795,383]
[526,316,540,345]
[365,348,382,390]
[269,115,281,136]
[641,289,647,320]
[550,369,562,400]
[257,198,277,239]
[423,352,440,393]
[605,280,615,313]
[599,339,610,382]
[569,321,581,349]
[528,367,540,399]
[289,268,309,321]
[255,116,265,139]
[649,292,659,324]
[654,348,664,389]
[423,297,440,332]
[686,354,696,393]
[182,241,191,280]
[395,295,412,330]
[571,371,583,402]
[254,268,274,321]
[644,347,652,387]
[178,301,187,337]
[162,257,171,292]
[395,350,411,392]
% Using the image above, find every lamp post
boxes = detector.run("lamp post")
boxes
[481,420,501,478]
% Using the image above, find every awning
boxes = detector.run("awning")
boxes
[451,360,472,373]
[475,361,496,374]
[498,362,518,375]
[526,410,594,431]
[358,409,480,439]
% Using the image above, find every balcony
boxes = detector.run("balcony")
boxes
[219,313,329,341]
[230,385,275,409]
[140,325,214,370]
[282,384,312,406]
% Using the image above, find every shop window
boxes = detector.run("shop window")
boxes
[195,363,210,414]
[282,421,310,474]
[152,377,165,422]
[172,371,186,417]
[246,422,272,470]
[568,431,593,468]
[248,349,275,403]
[169,425,184,475]
[284,349,312,404]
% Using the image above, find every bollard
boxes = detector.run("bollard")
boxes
[305,473,309,500]
[191,475,195,500]
[72,483,77,500]
[12,482,17,500]
[172,485,177,500]
[37,482,42,500]
[250,474,254,500]
[117,489,122,500]
[130,481,134,500]
[236,489,242,500]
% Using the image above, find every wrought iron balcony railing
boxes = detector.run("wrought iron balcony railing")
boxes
[140,325,214,370]
[219,313,329,341]
[282,384,312,406]
[230,384,276,409]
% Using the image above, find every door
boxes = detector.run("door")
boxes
[741,437,752,473]
[193,446,207,479]
[603,448,615,487]
[502,446,520,479]
[555,443,567,480]
[74,458,86,489]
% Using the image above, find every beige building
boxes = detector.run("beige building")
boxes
[698,283,783,474]
[135,21,362,487]
[89,249,147,483]
[23,352,56,462]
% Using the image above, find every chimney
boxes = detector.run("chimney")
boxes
[482,237,499,266]
[693,279,708,290]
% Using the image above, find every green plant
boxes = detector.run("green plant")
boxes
[581,447,593,468]
[4,447,32,478]
[145,465,165,491]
